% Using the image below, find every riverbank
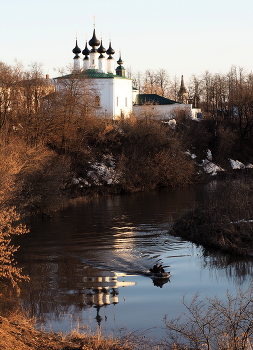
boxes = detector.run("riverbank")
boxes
[170,208,253,256]
[170,179,253,257]
[0,314,134,350]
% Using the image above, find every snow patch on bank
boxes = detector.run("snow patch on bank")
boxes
[71,149,253,190]
[71,155,121,188]
[186,149,224,176]
[87,159,120,185]
[231,219,253,224]
[185,148,253,176]
[185,150,197,159]
[229,158,253,169]
[200,159,224,176]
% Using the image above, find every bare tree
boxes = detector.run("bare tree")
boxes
[187,74,205,109]
[0,204,29,291]
[155,68,170,97]
[168,75,180,101]
[164,288,253,350]
[226,67,253,147]
[143,69,157,94]
[0,61,24,137]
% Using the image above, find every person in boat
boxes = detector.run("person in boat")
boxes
[150,264,165,273]
[159,265,165,273]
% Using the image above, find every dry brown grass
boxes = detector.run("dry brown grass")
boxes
[0,314,143,350]
[0,314,66,350]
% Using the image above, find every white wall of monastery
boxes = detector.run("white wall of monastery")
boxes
[92,77,133,118]
[55,76,133,119]
[133,103,201,120]
[113,78,133,118]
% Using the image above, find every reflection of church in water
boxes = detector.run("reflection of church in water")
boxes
[82,268,136,325]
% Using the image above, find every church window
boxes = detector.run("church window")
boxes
[125,97,127,107]
[117,97,118,107]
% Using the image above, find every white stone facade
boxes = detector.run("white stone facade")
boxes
[91,76,133,118]
[133,103,202,120]
[55,74,133,119]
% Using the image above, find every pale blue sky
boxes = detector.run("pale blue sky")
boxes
[1,0,253,82]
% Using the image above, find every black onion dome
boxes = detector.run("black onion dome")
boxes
[82,42,90,56]
[72,39,81,54]
[89,29,100,47]
[97,40,106,54]
[117,55,124,65]
[106,42,115,56]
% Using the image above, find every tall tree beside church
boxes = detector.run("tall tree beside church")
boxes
[168,75,180,101]
[155,68,170,97]
[143,69,157,94]
[16,63,56,146]
[187,74,202,108]
[0,61,23,140]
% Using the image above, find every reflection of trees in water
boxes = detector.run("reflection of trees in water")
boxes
[0,282,23,316]
[200,247,253,284]
[19,257,88,323]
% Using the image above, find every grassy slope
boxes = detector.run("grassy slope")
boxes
[0,314,132,350]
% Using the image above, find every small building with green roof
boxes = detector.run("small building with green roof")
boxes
[133,93,201,119]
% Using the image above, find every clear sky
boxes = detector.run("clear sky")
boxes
[1,0,253,82]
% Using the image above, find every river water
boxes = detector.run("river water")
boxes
[14,183,253,340]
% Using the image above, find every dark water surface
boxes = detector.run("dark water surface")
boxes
[15,184,253,340]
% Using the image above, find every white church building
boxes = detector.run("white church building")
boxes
[54,28,201,120]
[54,29,136,119]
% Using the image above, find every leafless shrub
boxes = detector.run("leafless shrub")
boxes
[0,204,29,291]
[164,287,253,350]
[117,118,194,191]
[176,118,212,154]
[171,179,253,256]
[215,124,238,161]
